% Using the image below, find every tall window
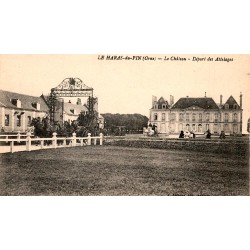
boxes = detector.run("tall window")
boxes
[205,113,210,121]
[5,114,10,126]
[233,113,237,122]
[192,113,196,122]
[214,113,218,122]
[16,115,21,127]
[27,116,32,126]
[162,113,165,121]
[224,113,229,122]
[192,124,196,131]
[186,113,189,122]
[179,113,183,121]
[233,124,238,133]
[198,124,202,132]
[154,113,158,121]
[199,113,202,121]
[170,113,175,121]
[214,124,218,133]
[224,124,229,132]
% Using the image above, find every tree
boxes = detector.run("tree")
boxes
[46,90,57,124]
[101,113,149,135]
[31,116,53,138]
[76,96,100,136]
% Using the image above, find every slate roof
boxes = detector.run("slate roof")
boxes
[54,100,88,115]
[157,97,168,105]
[63,102,88,115]
[0,89,49,112]
[222,95,240,109]
[152,96,169,109]
[171,97,219,110]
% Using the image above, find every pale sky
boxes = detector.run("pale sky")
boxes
[0,54,249,132]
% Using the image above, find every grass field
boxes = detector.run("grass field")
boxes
[0,145,249,195]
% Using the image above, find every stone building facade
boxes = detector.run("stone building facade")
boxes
[0,90,49,132]
[0,90,104,133]
[149,94,243,135]
[53,98,104,129]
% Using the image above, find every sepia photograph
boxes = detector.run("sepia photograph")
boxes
[0,54,249,196]
[1,1,250,250]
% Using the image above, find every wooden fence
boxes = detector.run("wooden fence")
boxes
[0,132,104,153]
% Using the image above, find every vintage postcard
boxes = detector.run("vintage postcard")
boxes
[0,54,249,195]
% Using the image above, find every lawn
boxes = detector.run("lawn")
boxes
[0,145,248,195]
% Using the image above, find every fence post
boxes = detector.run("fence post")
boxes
[52,132,57,148]
[100,133,103,145]
[26,132,31,151]
[17,131,21,143]
[72,132,76,147]
[10,141,14,153]
[41,140,44,149]
[87,133,91,145]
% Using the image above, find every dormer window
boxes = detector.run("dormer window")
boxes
[225,104,229,109]
[11,98,21,108]
[233,104,238,109]
[32,102,40,110]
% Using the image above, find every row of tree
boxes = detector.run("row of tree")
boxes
[101,113,149,135]
[31,112,149,137]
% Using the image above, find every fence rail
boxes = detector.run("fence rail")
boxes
[0,132,104,153]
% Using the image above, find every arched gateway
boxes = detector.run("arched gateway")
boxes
[48,78,95,124]
[51,78,93,97]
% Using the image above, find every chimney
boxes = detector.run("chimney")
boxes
[240,92,242,108]
[170,95,174,106]
[220,95,223,106]
[152,95,157,107]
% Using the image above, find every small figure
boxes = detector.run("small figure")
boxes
[206,129,211,139]
[192,131,196,139]
[184,130,190,138]
[219,130,225,139]
[179,130,184,138]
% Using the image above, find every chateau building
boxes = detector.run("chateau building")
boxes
[0,90,104,133]
[149,94,243,135]
[0,90,49,132]
[53,98,104,129]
